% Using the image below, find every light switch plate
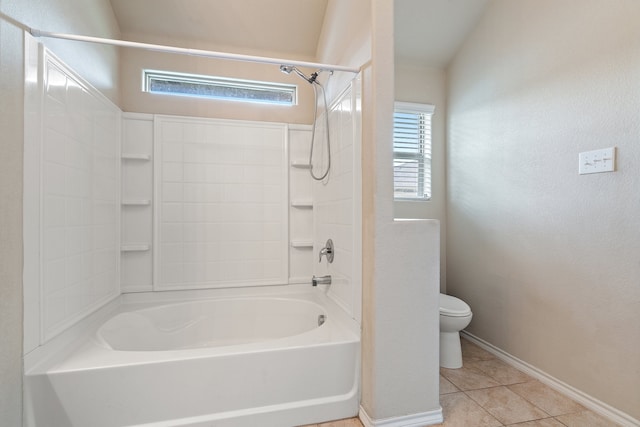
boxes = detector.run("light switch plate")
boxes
[578,147,616,175]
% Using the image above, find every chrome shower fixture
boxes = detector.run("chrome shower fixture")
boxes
[279,63,331,181]
[279,64,318,84]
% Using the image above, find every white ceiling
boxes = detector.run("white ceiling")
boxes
[395,0,489,68]
[109,0,329,58]
[109,0,488,68]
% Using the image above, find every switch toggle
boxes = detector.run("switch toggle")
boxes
[578,147,616,175]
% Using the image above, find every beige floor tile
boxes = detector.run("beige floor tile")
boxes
[461,338,496,362]
[470,358,532,385]
[508,380,584,416]
[439,392,502,427]
[440,374,460,394]
[441,366,501,391]
[554,410,621,427]
[466,386,550,425]
[507,418,565,426]
[318,417,363,427]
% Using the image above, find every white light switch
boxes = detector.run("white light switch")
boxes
[579,147,616,175]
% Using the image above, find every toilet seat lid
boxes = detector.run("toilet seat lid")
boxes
[440,294,471,317]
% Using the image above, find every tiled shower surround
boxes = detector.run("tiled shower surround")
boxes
[24,44,121,349]
[25,38,362,351]
[155,117,288,290]
[119,80,362,320]
[312,83,362,321]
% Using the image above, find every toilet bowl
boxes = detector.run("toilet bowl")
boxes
[439,293,472,369]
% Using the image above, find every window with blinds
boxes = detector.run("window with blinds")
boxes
[393,102,435,200]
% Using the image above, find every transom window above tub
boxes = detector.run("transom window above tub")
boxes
[393,102,435,201]
[143,70,297,105]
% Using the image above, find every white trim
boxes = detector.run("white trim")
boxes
[23,34,43,355]
[394,101,435,115]
[461,332,640,427]
[29,29,360,74]
[287,123,313,131]
[121,244,151,252]
[152,116,162,291]
[359,406,443,427]
[121,153,151,161]
[122,112,154,121]
[351,75,363,326]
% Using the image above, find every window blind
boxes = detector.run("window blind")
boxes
[393,102,435,200]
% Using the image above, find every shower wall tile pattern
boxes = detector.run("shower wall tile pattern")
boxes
[314,80,362,322]
[155,117,288,290]
[39,53,120,341]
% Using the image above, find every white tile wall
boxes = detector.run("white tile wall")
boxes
[154,117,288,290]
[27,50,121,343]
[314,79,362,323]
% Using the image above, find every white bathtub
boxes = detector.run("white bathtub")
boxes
[24,287,360,427]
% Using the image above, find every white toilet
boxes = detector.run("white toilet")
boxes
[439,293,473,369]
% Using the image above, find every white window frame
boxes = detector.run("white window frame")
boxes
[393,102,435,201]
[143,69,297,106]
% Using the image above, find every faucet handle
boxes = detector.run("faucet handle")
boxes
[319,247,330,262]
[318,239,334,263]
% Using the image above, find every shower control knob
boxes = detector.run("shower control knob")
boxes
[318,239,334,263]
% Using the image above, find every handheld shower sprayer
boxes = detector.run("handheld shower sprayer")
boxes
[279,64,331,181]
[279,64,318,84]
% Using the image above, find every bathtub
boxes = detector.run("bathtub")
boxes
[24,286,360,427]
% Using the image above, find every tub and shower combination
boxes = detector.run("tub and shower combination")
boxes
[24,33,362,426]
[25,287,360,427]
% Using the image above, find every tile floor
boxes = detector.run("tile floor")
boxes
[301,337,621,427]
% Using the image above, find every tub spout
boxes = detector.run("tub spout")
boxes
[312,275,331,286]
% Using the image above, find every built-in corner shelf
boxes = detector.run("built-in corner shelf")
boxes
[290,240,314,248]
[121,153,151,161]
[122,199,151,206]
[291,160,311,169]
[291,199,313,208]
[121,244,151,252]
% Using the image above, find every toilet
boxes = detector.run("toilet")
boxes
[439,293,473,369]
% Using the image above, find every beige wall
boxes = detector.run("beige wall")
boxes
[447,0,640,420]
[395,64,447,291]
[117,2,371,140]
[317,0,370,67]
[316,0,371,101]
[2,0,120,103]
[119,34,316,124]
[0,6,25,426]
[0,1,120,424]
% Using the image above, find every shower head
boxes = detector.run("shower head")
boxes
[279,64,295,74]
[279,64,318,84]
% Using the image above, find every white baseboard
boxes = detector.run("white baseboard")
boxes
[359,406,443,427]
[461,331,639,427]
